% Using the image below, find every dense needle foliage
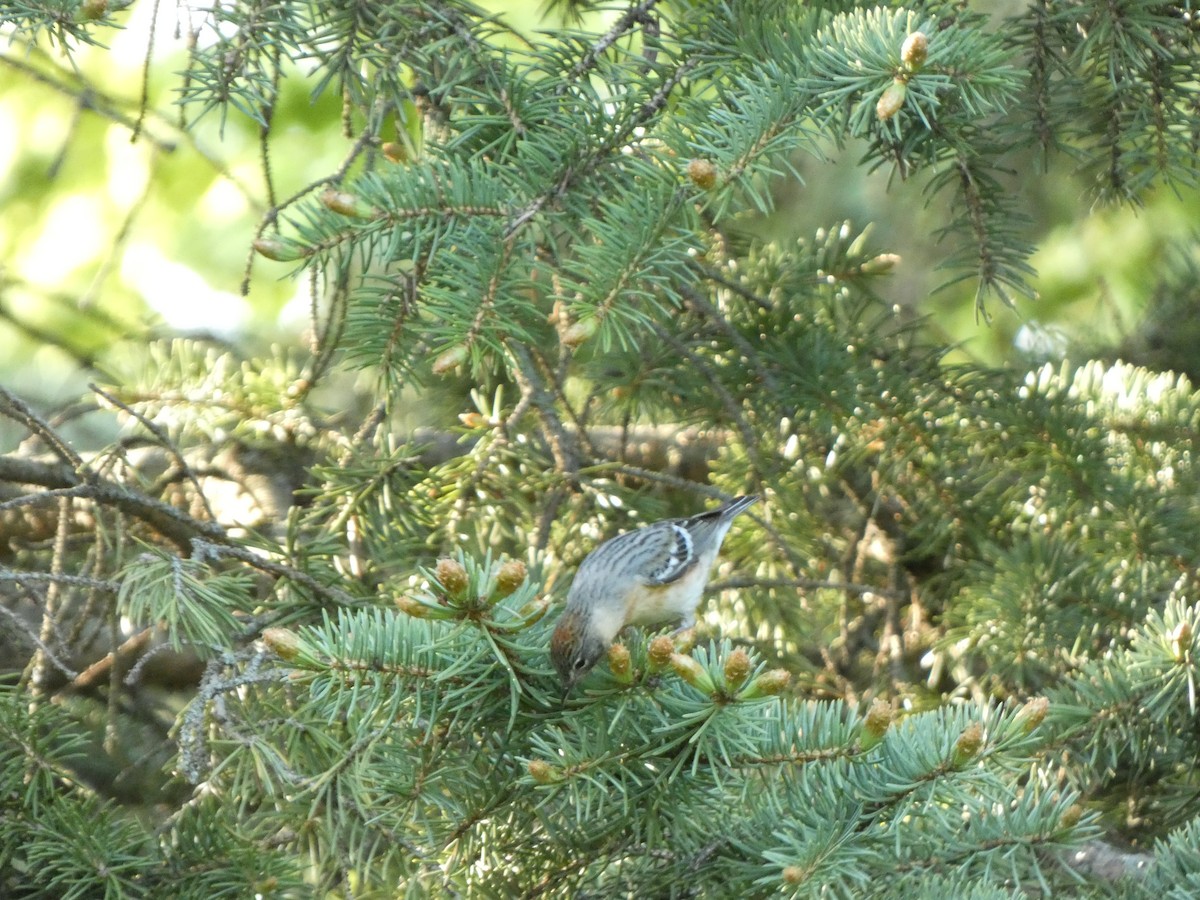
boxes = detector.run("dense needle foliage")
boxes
[2,1,1200,896]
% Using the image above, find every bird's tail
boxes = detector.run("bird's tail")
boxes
[719,495,759,519]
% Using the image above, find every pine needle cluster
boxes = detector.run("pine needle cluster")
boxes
[2,1,1200,896]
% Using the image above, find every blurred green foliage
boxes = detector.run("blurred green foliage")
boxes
[1,0,1197,410]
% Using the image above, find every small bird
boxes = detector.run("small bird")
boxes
[550,495,758,694]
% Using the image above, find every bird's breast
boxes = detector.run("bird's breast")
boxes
[623,562,710,626]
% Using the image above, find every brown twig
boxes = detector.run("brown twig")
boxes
[70,627,154,692]
[90,382,218,523]
[0,451,357,608]
[0,600,78,682]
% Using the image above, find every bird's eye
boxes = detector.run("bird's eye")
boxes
[573,657,588,670]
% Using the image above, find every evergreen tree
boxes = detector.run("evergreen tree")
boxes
[1,0,1200,896]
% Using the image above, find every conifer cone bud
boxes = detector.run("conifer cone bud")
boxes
[1171,620,1193,663]
[860,253,901,275]
[670,652,715,694]
[608,642,632,682]
[80,0,107,20]
[860,697,893,749]
[395,595,420,616]
[782,866,804,885]
[518,594,552,625]
[528,759,561,784]
[723,647,752,692]
[382,142,408,163]
[647,635,675,673]
[432,344,469,375]
[672,627,696,655]
[1061,803,1084,829]
[396,595,433,618]
[686,158,718,190]
[561,318,598,349]
[901,32,928,71]
[494,559,527,598]
[252,237,306,262]
[1016,696,1049,733]
[876,79,907,120]
[319,187,374,218]
[954,721,984,764]
[741,668,792,699]
[262,627,300,661]
[435,557,469,596]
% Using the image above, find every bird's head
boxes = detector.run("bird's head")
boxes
[550,607,608,699]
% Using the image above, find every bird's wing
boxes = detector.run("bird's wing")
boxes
[642,521,696,585]
[584,497,757,587]
[585,520,697,587]
[644,497,755,583]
